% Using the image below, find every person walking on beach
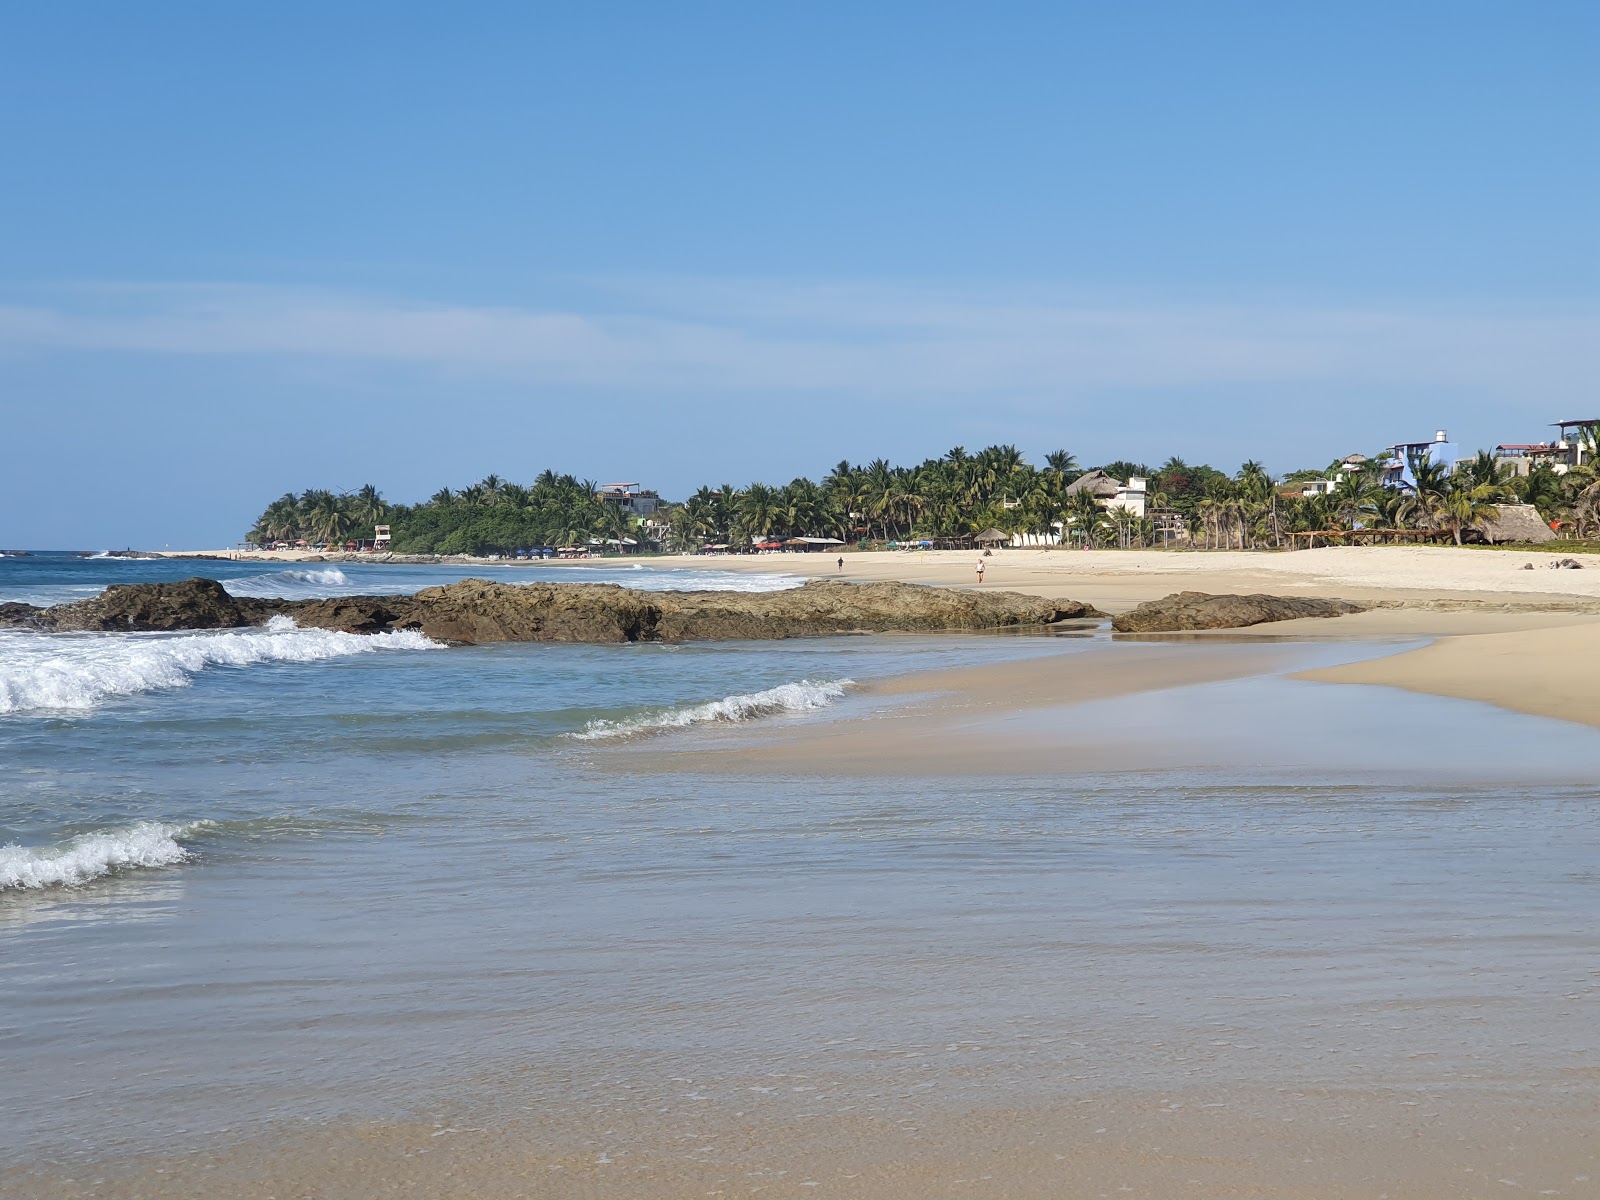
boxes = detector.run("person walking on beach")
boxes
[975,558,986,584]
[837,556,844,572]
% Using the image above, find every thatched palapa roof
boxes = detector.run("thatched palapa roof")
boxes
[1477,503,1556,545]
[973,527,1011,544]
[1065,469,1121,498]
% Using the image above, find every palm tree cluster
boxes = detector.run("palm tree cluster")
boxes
[252,484,388,547]
[665,446,1087,551]
[251,437,1600,557]
[249,473,640,556]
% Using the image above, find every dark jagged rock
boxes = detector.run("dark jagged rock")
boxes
[0,601,43,628]
[269,596,410,635]
[44,578,253,632]
[1111,591,1364,633]
[12,576,1104,644]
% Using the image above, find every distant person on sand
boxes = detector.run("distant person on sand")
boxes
[975,558,985,584]
[837,556,844,572]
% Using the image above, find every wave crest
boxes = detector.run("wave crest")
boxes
[224,568,352,598]
[570,678,853,740]
[1,821,202,890]
[0,624,438,715]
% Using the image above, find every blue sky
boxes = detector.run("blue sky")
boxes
[2,2,1595,546]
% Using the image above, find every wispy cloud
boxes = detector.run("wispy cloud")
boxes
[1,279,1595,395]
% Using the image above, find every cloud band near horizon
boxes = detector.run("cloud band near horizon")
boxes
[1,280,1595,396]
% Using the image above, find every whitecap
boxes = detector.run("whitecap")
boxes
[0,821,203,890]
[223,568,353,598]
[0,623,438,715]
[569,678,853,740]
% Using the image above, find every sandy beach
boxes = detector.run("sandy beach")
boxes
[169,544,1600,608]
[174,544,1600,730]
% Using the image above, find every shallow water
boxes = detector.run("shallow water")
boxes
[2,556,1597,1173]
[0,550,801,607]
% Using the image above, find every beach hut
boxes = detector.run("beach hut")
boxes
[782,537,846,552]
[974,527,1011,548]
[1064,469,1121,500]
[1476,503,1557,545]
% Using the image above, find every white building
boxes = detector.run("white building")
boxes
[1107,476,1148,518]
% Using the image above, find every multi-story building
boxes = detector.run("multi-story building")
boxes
[1493,419,1598,477]
[595,483,662,518]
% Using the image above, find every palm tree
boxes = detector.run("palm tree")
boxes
[1045,449,1078,477]
[352,484,387,527]
[1397,460,1452,534]
[736,483,781,542]
[1331,469,1381,532]
[600,501,636,552]
[1066,489,1102,547]
[1460,450,1505,490]
[1439,479,1501,545]
[1512,462,1565,522]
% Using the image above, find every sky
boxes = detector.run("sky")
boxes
[1,2,1596,547]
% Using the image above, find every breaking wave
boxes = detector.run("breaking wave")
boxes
[1,821,205,890]
[569,678,854,740]
[223,568,353,598]
[0,620,438,714]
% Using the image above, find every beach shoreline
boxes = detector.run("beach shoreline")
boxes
[160,543,1600,605]
[7,557,1599,1200]
[138,544,1600,729]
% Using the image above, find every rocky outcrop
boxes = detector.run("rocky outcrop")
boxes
[1,577,1104,644]
[36,578,259,632]
[393,581,663,643]
[0,601,40,626]
[1111,591,1364,633]
[649,579,1095,642]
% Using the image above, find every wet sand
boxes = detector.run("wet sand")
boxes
[10,1087,1595,1199]
[1303,618,1600,729]
[619,603,1600,777]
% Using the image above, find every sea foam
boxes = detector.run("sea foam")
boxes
[570,678,854,740]
[0,821,202,890]
[0,621,437,714]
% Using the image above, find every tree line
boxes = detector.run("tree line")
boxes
[247,440,1600,555]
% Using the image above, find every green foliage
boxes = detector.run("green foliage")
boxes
[249,438,1600,556]
[247,472,651,556]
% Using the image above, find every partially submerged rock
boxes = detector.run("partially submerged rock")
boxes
[39,578,258,632]
[1111,591,1364,633]
[2,577,1104,644]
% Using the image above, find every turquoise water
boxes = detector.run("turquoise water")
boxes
[3,553,1598,1167]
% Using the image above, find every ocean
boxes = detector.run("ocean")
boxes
[3,552,1598,1191]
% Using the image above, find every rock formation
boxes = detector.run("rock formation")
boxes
[2,577,1104,644]
[1111,591,1364,633]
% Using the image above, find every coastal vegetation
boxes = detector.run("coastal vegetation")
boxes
[246,440,1600,555]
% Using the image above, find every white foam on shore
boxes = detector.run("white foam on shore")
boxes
[569,678,854,740]
[1,821,204,890]
[223,567,354,598]
[0,621,438,714]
